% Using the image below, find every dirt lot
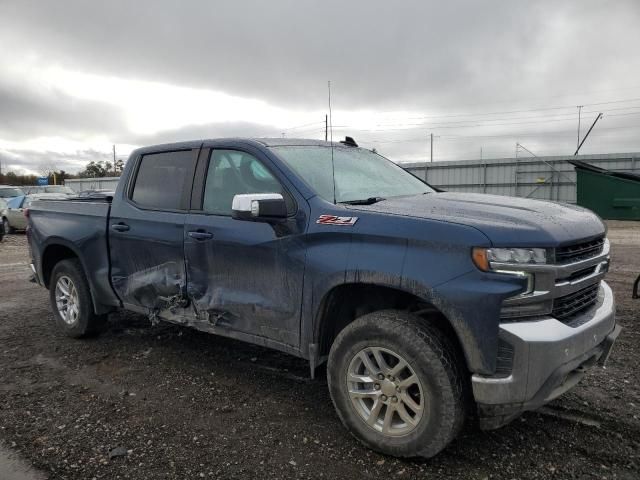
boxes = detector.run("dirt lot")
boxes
[0,222,638,480]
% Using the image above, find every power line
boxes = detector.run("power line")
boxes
[275,97,640,137]
[354,122,640,144]
[333,109,640,133]
[333,105,640,131]
[397,95,640,121]
[282,120,325,131]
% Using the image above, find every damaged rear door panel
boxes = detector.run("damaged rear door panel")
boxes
[109,148,199,314]
[184,145,307,349]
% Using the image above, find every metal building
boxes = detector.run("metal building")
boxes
[64,176,120,193]
[403,152,640,204]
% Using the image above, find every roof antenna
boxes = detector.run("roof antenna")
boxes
[328,80,336,204]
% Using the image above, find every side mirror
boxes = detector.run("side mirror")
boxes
[232,193,287,221]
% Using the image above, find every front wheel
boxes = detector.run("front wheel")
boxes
[49,258,105,337]
[327,310,466,458]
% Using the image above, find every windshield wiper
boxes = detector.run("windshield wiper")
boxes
[340,197,386,205]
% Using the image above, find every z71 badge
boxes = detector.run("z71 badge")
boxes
[316,214,358,226]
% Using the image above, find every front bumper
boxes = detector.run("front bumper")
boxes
[472,280,619,429]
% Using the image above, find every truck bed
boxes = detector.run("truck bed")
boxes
[28,197,120,313]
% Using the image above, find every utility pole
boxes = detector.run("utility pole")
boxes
[576,105,583,149]
[429,133,434,162]
[325,114,328,141]
[113,144,116,176]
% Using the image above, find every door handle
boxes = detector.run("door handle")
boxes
[111,223,130,232]
[188,230,213,240]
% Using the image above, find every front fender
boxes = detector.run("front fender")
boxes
[300,203,525,374]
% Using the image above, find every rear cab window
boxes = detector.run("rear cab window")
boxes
[130,150,197,211]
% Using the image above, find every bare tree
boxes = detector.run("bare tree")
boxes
[38,161,58,178]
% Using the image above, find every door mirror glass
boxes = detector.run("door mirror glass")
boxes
[232,193,287,220]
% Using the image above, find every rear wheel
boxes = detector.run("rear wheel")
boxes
[3,217,13,234]
[49,258,105,337]
[327,310,466,458]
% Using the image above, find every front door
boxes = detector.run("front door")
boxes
[184,146,306,349]
[109,148,198,313]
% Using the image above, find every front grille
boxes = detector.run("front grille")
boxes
[559,265,597,283]
[552,283,600,323]
[555,237,604,264]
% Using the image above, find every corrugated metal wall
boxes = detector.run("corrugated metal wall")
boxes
[403,152,640,203]
[64,177,120,192]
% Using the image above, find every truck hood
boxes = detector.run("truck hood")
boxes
[348,192,606,246]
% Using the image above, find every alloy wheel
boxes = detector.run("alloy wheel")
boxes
[55,275,80,325]
[346,346,425,436]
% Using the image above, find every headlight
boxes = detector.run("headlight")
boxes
[488,247,546,265]
[472,247,553,320]
[472,247,547,297]
[472,247,547,271]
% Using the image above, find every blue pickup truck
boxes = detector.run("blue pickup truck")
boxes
[27,138,620,458]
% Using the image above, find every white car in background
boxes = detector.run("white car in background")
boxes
[0,185,25,199]
[0,198,7,241]
[2,193,68,233]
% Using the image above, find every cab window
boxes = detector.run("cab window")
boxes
[202,150,292,215]
[131,150,196,210]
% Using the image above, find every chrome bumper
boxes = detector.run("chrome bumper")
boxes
[472,280,619,429]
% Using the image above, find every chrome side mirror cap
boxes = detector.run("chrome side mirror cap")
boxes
[232,193,287,220]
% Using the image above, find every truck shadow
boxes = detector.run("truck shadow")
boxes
[82,310,634,472]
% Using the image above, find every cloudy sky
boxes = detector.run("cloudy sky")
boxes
[1,0,640,175]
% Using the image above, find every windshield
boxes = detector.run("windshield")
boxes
[0,187,25,198]
[271,146,433,203]
[44,186,74,194]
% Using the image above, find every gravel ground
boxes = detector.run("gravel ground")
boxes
[0,222,638,480]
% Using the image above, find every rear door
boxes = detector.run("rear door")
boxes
[109,148,199,313]
[183,144,307,349]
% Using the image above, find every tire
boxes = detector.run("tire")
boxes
[3,217,14,234]
[327,310,466,458]
[49,258,106,337]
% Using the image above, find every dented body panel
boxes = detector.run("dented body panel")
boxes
[184,212,307,347]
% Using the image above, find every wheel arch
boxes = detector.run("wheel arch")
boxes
[40,240,115,315]
[42,242,80,288]
[313,283,468,371]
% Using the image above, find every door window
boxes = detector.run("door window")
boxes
[202,150,287,215]
[131,150,196,210]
